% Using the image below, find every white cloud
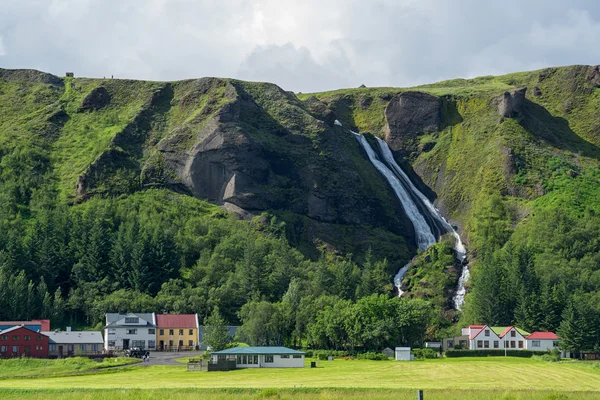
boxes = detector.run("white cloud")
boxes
[0,0,599,91]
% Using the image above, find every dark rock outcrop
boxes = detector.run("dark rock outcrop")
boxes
[587,65,600,87]
[494,87,527,118]
[532,86,542,97]
[79,86,111,111]
[384,91,442,155]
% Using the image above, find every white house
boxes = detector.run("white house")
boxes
[104,313,156,351]
[211,346,305,368]
[463,324,562,352]
[526,331,561,352]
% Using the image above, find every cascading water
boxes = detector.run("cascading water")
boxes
[352,131,470,309]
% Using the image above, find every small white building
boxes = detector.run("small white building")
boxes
[211,346,305,368]
[104,313,157,351]
[526,332,561,351]
[395,347,413,361]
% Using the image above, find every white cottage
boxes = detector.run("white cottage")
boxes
[463,324,563,353]
[104,313,156,351]
[211,346,305,368]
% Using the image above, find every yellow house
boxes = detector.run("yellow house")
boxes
[156,314,199,351]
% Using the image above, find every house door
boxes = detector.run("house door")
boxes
[123,339,130,350]
[58,346,64,357]
[24,345,30,356]
[159,340,164,351]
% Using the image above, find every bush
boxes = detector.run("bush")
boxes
[533,349,562,362]
[412,348,439,359]
[356,352,389,360]
[445,349,547,358]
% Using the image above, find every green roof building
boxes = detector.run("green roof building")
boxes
[211,346,305,368]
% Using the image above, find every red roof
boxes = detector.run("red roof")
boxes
[527,332,559,340]
[156,314,198,329]
[0,320,50,331]
[498,326,514,338]
[469,325,485,329]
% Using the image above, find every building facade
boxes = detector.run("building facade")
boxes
[156,314,199,351]
[211,346,305,368]
[104,313,156,350]
[44,330,104,357]
[461,325,563,353]
[0,326,49,358]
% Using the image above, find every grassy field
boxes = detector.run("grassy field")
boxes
[0,357,139,379]
[0,357,599,399]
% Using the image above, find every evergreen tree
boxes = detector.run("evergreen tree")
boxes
[203,306,231,351]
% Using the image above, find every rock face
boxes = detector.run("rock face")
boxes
[384,91,442,155]
[587,65,600,87]
[495,87,527,118]
[80,86,111,111]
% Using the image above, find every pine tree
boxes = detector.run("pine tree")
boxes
[203,306,231,351]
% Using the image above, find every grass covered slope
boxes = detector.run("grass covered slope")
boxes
[0,357,138,379]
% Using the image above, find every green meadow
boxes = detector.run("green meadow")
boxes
[0,357,599,399]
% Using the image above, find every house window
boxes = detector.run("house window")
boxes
[504,341,508,348]
[126,329,137,335]
[179,340,183,347]
[169,340,174,347]
[531,340,541,348]
[242,355,247,364]
[159,329,164,335]
[125,317,139,324]
[148,329,155,335]
[293,355,302,359]
[247,355,254,365]
[511,331,516,337]
[108,329,116,335]
[477,340,483,348]
[484,340,489,348]
[36,345,43,350]
[189,329,193,336]
[265,355,274,363]
[510,341,516,348]
[24,335,31,341]
[36,335,42,341]
[108,341,115,347]
[49,344,56,352]
[1,345,7,352]
[253,355,259,364]
[485,330,490,337]
[169,329,174,336]
[91,344,99,352]
[0,335,6,341]
[281,355,290,358]
[553,341,559,347]
[188,340,193,346]
[12,345,18,353]
[447,340,454,348]
[68,345,74,351]
[131,340,145,348]
[493,341,499,349]
[79,344,86,351]
[179,329,184,335]
[518,341,523,349]
[12,336,19,341]
[148,340,155,349]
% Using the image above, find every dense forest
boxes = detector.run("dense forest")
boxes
[1,65,600,352]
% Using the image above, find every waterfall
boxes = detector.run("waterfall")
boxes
[353,132,470,309]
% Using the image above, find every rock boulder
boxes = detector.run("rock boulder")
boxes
[494,87,526,118]
[80,86,111,111]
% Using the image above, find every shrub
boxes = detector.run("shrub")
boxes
[356,352,389,360]
[445,349,547,358]
[412,348,439,359]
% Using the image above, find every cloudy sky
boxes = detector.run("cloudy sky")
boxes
[1,0,600,92]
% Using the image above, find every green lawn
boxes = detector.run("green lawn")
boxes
[0,357,139,379]
[0,357,598,399]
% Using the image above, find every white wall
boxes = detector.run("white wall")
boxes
[105,327,157,350]
[229,354,304,368]
[395,350,411,361]
[526,339,559,351]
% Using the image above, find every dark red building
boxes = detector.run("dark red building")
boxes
[0,326,49,358]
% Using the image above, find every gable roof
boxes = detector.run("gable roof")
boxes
[105,313,156,328]
[43,331,104,344]
[527,332,559,340]
[0,325,47,336]
[156,314,198,329]
[212,346,305,355]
